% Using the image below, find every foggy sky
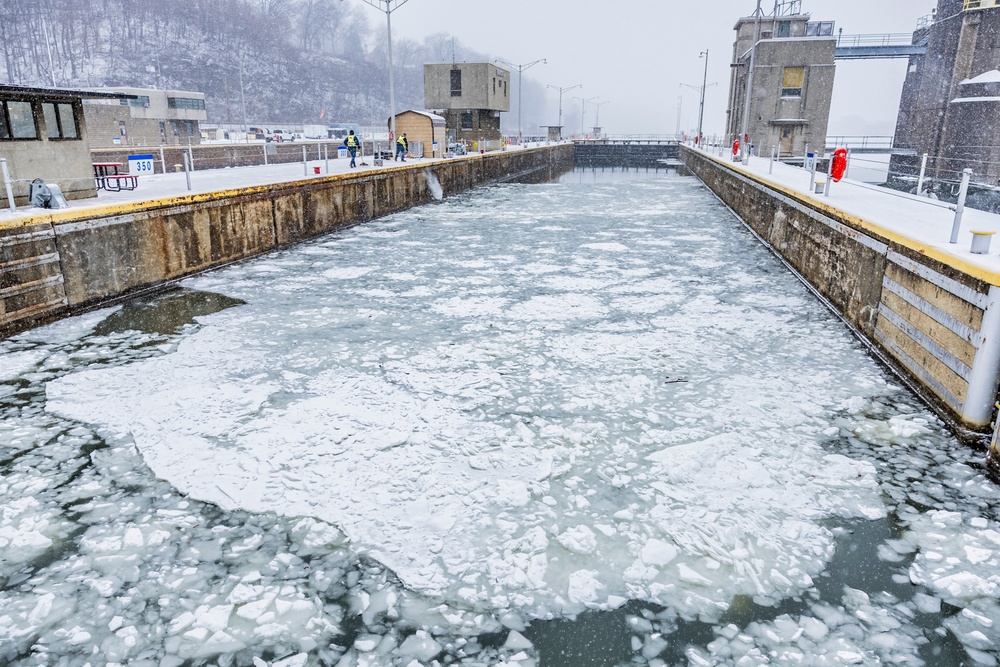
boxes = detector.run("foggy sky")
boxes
[370,0,934,137]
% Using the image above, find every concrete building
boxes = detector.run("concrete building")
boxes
[389,110,446,158]
[1,84,132,204]
[82,87,207,147]
[726,2,837,157]
[891,0,1000,186]
[424,63,510,147]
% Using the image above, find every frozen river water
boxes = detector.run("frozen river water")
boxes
[2,168,999,666]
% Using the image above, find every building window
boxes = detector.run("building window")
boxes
[493,77,496,95]
[805,21,834,36]
[120,96,150,108]
[0,100,38,140]
[461,111,473,129]
[41,102,79,140]
[782,67,804,97]
[761,30,774,39]
[167,97,206,110]
[777,21,791,38]
[450,69,462,97]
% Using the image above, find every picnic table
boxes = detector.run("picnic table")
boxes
[92,162,138,192]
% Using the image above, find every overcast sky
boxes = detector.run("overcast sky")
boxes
[364,0,934,137]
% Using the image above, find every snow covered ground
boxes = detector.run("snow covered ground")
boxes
[0,142,556,227]
[1,169,998,666]
[690,144,1000,279]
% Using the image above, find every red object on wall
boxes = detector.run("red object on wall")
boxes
[733,139,740,156]
[831,148,848,182]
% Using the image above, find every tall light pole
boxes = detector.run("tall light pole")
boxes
[697,49,709,143]
[547,84,581,139]
[593,100,609,129]
[573,95,599,135]
[360,0,411,142]
[740,0,763,158]
[495,58,546,142]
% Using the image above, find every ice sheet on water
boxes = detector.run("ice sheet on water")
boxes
[47,177,890,628]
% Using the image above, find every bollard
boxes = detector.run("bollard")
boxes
[1,158,15,212]
[769,146,776,175]
[845,149,851,180]
[188,142,194,171]
[824,156,833,197]
[809,154,818,193]
[263,143,268,166]
[183,150,192,191]
[950,168,973,244]
[917,153,928,196]
[303,145,308,177]
[325,145,329,174]
[159,146,166,174]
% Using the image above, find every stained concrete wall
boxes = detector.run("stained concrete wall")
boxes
[682,146,1000,433]
[0,145,572,337]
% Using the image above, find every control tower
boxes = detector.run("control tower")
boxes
[891,0,1000,185]
[726,1,837,157]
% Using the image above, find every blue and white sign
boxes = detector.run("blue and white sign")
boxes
[128,154,155,175]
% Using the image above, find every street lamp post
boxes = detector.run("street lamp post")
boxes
[495,58,546,142]
[593,100,609,129]
[740,0,764,159]
[360,0,411,142]
[697,49,709,143]
[547,84,581,139]
[573,96,600,136]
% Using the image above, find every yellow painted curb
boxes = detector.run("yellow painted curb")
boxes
[692,149,1000,287]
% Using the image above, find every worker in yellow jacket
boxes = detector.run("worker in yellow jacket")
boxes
[395,133,407,162]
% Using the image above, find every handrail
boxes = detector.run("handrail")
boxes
[964,0,1000,11]
[836,33,917,48]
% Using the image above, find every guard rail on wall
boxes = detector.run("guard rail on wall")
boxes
[836,33,918,48]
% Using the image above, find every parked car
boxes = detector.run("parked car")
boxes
[266,129,294,143]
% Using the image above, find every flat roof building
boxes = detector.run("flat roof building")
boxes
[425,63,510,147]
[82,87,207,147]
[1,85,131,204]
[726,3,837,157]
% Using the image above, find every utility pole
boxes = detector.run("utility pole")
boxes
[675,93,683,138]
[495,58,546,142]
[360,0,411,142]
[697,49,709,143]
[573,96,599,135]
[592,100,609,137]
[740,0,764,159]
[547,84,581,139]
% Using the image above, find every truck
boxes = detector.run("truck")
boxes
[303,125,328,139]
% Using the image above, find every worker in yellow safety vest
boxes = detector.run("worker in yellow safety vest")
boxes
[344,130,360,168]
[395,133,407,162]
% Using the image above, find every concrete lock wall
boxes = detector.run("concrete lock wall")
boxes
[0,145,573,338]
[682,146,1000,432]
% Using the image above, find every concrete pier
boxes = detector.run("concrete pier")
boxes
[682,146,1000,435]
[0,145,572,337]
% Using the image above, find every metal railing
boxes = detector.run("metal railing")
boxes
[964,0,1000,11]
[825,135,896,150]
[836,33,917,48]
[578,134,680,144]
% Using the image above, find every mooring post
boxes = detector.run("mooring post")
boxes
[809,153,818,193]
[325,144,329,174]
[159,146,166,174]
[769,146,776,175]
[917,153,928,196]
[183,150,192,191]
[824,156,833,197]
[1,158,16,212]
[950,168,973,244]
[188,141,194,171]
[263,143,268,166]
[845,149,852,180]
[303,146,308,177]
